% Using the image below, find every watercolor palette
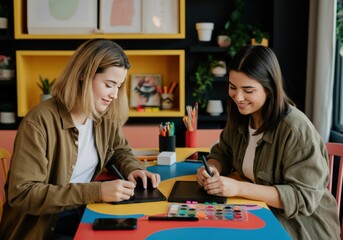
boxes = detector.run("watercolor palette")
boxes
[166,202,248,221]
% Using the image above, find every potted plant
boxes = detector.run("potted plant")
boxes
[217,21,231,48]
[37,75,56,101]
[0,55,15,80]
[193,55,226,109]
[220,0,251,57]
[250,24,270,46]
[221,0,270,57]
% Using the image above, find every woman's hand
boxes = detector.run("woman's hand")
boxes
[127,169,161,189]
[196,165,220,186]
[203,175,241,197]
[100,179,135,202]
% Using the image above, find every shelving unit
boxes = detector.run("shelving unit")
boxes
[187,45,229,129]
[16,50,185,117]
[14,0,185,40]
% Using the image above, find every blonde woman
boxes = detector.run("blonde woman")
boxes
[0,39,160,239]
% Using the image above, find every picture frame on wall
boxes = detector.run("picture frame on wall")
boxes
[99,0,141,33]
[142,0,179,34]
[130,74,162,107]
[27,0,97,34]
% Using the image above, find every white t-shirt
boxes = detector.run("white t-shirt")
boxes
[242,126,263,183]
[70,119,98,183]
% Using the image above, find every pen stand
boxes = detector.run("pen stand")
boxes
[159,135,176,152]
[161,93,174,109]
[185,131,197,148]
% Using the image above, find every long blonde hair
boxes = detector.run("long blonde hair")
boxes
[51,39,131,126]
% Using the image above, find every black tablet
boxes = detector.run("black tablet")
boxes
[184,151,209,163]
[111,178,166,205]
[167,181,226,204]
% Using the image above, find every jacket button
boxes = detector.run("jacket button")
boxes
[75,141,78,145]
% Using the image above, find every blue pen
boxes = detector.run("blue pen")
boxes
[202,155,213,177]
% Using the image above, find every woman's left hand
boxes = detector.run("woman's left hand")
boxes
[203,175,241,197]
[127,170,161,189]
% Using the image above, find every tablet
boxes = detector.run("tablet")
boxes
[111,178,166,205]
[167,181,227,204]
[184,151,209,163]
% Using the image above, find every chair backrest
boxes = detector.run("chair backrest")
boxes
[326,142,343,215]
[0,146,10,222]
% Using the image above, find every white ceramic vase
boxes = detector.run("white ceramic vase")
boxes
[206,100,223,116]
[0,17,8,29]
[211,61,227,77]
[40,94,52,102]
[0,69,15,80]
[195,22,214,42]
[0,112,15,124]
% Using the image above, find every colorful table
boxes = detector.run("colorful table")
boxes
[74,148,291,240]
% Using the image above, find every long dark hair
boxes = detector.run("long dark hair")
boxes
[227,45,294,134]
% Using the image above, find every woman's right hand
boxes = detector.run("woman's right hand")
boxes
[196,165,220,187]
[100,179,135,202]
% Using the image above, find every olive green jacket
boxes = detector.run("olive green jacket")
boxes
[209,105,340,240]
[0,98,145,240]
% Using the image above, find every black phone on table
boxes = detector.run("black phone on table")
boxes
[184,151,209,163]
[93,218,137,230]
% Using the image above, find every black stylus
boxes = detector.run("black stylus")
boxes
[148,216,199,221]
[106,163,125,180]
[202,155,213,177]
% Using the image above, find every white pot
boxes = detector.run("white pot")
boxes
[206,100,223,116]
[211,61,227,77]
[0,69,15,80]
[41,94,52,101]
[0,17,8,29]
[0,112,16,124]
[196,22,214,42]
[217,35,231,48]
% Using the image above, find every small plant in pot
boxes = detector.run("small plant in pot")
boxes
[0,55,15,80]
[37,75,56,101]
[250,24,270,46]
[193,55,226,109]
[217,21,231,48]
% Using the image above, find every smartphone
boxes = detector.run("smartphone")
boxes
[184,151,209,163]
[93,218,137,230]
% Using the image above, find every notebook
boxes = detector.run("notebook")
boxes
[168,181,227,204]
[111,178,166,205]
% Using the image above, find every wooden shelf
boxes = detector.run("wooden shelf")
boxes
[14,0,185,40]
[16,50,185,117]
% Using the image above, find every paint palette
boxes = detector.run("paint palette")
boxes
[167,202,248,221]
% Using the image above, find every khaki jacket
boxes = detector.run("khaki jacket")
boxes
[0,98,145,239]
[209,105,340,240]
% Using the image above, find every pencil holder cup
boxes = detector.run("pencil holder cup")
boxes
[161,93,174,109]
[185,130,197,148]
[159,135,176,152]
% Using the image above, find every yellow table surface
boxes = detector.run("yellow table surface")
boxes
[88,148,268,216]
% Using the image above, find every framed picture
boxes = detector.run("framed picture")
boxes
[27,0,97,34]
[142,0,179,33]
[99,0,141,33]
[130,74,162,107]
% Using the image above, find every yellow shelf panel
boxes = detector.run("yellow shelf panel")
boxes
[16,50,185,118]
[14,0,185,39]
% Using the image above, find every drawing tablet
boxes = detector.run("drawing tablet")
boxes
[111,179,166,205]
[168,181,227,204]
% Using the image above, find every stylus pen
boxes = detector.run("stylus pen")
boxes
[148,216,199,221]
[202,155,213,177]
[107,163,125,180]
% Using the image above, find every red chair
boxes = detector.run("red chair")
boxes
[326,142,343,216]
